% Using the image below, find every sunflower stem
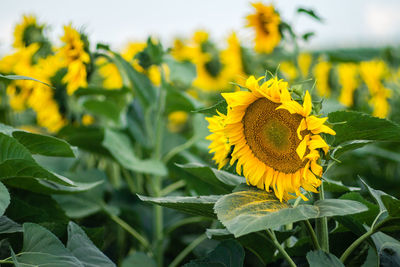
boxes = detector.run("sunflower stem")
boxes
[266,229,297,267]
[303,220,321,250]
[168,234,207,267]
[152,76,167,267]
[315,182,329,252]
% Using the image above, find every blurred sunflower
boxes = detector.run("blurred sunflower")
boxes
[360,60,391,118]
[206,76,335,201]
[298,53,312,78]
[59,25,90,95]
[13,15,40,48]
[313,59,331,97]
[97,58,123,89]
[338,63,359,107]
[246,2,281,54]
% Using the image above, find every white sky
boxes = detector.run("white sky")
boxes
[1,0,400,53]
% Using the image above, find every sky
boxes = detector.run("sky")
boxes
[1,0,400,53]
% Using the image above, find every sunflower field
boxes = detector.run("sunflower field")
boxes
[1,2,400,266]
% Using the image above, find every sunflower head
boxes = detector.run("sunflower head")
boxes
[206,75,336,201]
[246,3,281,54]
[13,15,45,48]
[60,25,90,64]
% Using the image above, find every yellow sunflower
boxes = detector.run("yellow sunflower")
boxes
[359,60,391,118]
[206,76,335,201]
[59,25,90,95]
[13,15,38,48]
[206,111,231,169]
[246,2,281,54]
[298,53,312,78]
[313,59,331,97]
[338,63,359,107]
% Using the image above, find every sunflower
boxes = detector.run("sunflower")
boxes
[246,3,281,54]
[338,63,359,107]
[13,15,39,48]
[206,76,335,201]
[59,25,90,95]
[313,59,331,97]
[360,60,391,118]
[298,53,312,78]
[206,111,231,169]
[97,58,123,89]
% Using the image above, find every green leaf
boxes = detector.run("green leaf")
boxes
[360,178,388,213]
[0,216,22,234]
[297,8,323,21]
[138,194,220,218]
[381,195,400,218]
[0,74,53,88]
[306,250,344,267]
[0,182,10,216]
[0,133,34,163]
[0,123,75,158]
[164,57,196,86]
[177,163,244,194]
[53,170,106,218]
[184,240,244,267]
[193,100,227,116]
[58,125,109,155]
[12,131,75,158]
[206,228,275,265]
[112,52,156,107]
[165,84,198,113]
[102,129,167,176]
[74,86,130,97]
[302,32,315,41]
[323,178,360,193]
[83,99,122,124]
[328,111,400,155]
[0,159,102,194]
[67,222,115,267]
[121,252,156,267]
[379,242,400,267]
[16,223,83,266]
[215,186,368,237]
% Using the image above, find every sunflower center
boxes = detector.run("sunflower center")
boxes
[259,13,271,35]
[242,98,307,173]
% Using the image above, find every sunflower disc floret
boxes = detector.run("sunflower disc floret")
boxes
[206,76,336,201]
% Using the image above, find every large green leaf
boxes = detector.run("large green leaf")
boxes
[138,194,220,218]
[0,159,102,194]
[379,242,400,267]
[0,133,34,163]
[102,129,167,176]
[0,123,75,158]
[194,100,227,116]
[0,182,10,216]
[381,195,400,218]
[0,74,52,87]
[67,222,115,267]
[111,52,156,107]
[206,228,275,265]
[177,163,244,194]
[164,57,196,86]
[214,186,368,237]
[12,131,75,158]
[16,223,83,266]
[306,250,344,267]
[183,240,244,267]
[328,111,400,155]
[83,99,122,125]
[0,216,22,234]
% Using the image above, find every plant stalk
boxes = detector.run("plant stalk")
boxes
[315,182,329,252]
[266,229,297,267]
[303,220,321,250]
[152,82,167,267]
[168,234,207,267]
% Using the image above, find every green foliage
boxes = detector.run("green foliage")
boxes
[183,240,244,267]
[214,185,368,237]
[307,250,344,267]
